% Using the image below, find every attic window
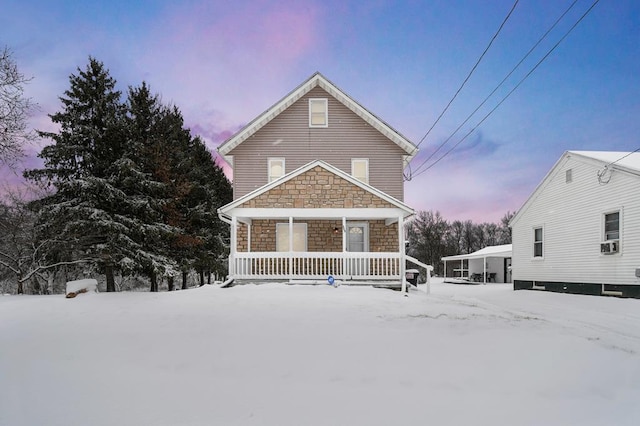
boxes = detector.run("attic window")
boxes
[309,99,328,127]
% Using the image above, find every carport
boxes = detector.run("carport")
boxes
[442,244,512,284]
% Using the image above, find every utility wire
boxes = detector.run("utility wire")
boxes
[604,147,640,168]
[411,0,601,179]
[413,0,520,150]
[409,0,580,179]
[597,146,640,184]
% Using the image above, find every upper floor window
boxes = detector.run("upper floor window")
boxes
[604,211,620,240]
[268,158,285,182]
[533,226,543,258]
[351,158,369,184]
[309,99,328,127]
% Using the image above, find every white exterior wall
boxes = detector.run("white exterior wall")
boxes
[511,155,640,286]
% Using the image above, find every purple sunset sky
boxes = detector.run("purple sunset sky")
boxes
[1,0,639,222]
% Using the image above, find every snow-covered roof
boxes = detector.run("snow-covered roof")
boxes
[510,150,640,227]
[441,244,512,261]
[569,151,640,175]
[217,72,418,162]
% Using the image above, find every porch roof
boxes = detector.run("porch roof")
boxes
[218,159,415,220]
[441,244,512,261]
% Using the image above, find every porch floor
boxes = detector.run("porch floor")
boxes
[226,278,408,290]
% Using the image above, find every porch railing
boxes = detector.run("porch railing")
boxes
[232,252,402,281]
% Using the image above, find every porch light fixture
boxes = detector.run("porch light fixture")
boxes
[333,226,341,234]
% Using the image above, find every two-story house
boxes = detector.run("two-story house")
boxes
[217,72,421,289]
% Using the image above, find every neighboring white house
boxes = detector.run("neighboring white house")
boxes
[510,150,640,298]
[442,244,512,284]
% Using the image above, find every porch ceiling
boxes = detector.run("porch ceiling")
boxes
[231,207,407,222]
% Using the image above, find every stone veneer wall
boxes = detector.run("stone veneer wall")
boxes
[369,220,399,252]
[241,166,396,209]
[234,166,402,252]
[237,222,248,252]
[238,219,398,252]
[247,219,343,252]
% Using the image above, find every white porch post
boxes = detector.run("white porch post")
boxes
[342,216,347,277]
[483,256,487,284]
[444,259,447,280]
[289,216,293,279]
[247,221,251,252]
[229,216,237,277]
[399,215,406,293]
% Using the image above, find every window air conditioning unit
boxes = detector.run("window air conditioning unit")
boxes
[600,240,619,254]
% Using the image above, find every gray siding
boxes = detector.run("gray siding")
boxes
[228,87,407,201]
[511,155,640,286]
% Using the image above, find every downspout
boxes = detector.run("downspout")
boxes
[217,210,235,279]
[399,215,406,293]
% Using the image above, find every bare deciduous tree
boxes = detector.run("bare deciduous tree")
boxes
[0,46,35,166]
[0,190,93,294]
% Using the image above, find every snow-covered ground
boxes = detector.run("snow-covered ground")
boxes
[1,279,639,426]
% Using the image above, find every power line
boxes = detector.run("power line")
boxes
[409,0,580,179]
[413,0,520,151]
[597,147,640,184]
[605,147,640,168]
[411,0,602,179]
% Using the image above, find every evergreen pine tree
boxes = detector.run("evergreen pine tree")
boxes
[24,58,130,291]
[181,138,232,282]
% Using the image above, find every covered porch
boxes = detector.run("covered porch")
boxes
[224,209,410,284]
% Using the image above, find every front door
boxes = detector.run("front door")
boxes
[347,222,369,276]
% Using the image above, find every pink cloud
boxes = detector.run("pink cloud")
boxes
[135,1,321,137]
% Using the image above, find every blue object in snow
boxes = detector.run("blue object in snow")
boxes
[327,275,335,285]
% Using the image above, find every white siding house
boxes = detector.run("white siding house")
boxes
[510,151,640,298]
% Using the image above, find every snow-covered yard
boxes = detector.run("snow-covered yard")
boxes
[1,279,639,426]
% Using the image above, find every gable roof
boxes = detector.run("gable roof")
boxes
[568,151,640,175]
[218,159,414,217]
[217,72,418,162]
[510,150,640,226]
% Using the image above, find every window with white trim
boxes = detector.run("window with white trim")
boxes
[565,169,572,183]
[309,98,328,127]
[268,158,285,182]
[276,223,307,252]
[351,158,369,184]
[604,211,620,240]
[533,227,543,258]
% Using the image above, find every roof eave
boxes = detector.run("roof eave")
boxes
[216,72,418,159]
